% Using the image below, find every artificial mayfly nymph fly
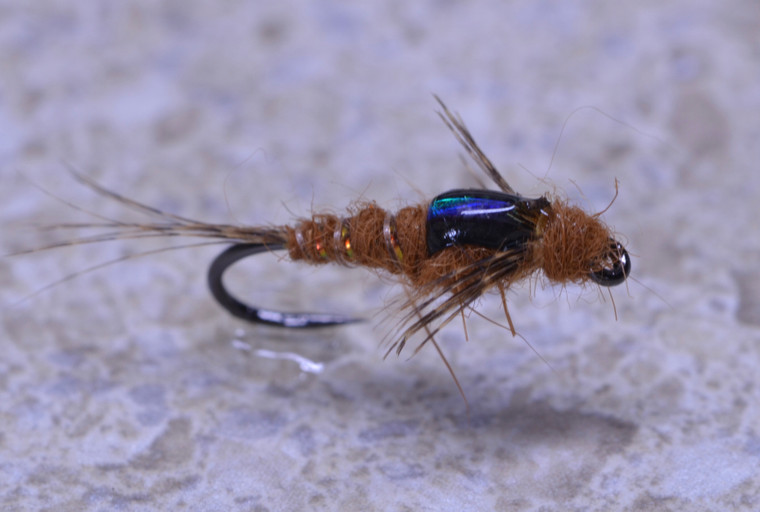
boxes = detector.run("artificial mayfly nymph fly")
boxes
[15,98,630,388]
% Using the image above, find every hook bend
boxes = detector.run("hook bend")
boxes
[207,243,360,328]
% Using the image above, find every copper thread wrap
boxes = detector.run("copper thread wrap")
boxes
[286,203,424,277]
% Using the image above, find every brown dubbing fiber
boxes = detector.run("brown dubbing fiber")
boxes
[531,200,617,285]
[285,202,499,290]
[286,203,426,274]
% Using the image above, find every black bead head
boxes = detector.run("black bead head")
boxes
[589,240,630,287]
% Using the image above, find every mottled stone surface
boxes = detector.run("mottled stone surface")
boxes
[2,1,760,510]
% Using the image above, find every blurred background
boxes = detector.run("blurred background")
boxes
[1,1,759,510]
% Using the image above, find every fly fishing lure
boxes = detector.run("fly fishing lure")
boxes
[207,99,630,349]
[16,98,630,396]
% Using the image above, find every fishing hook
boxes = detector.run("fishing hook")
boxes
[207,243,360,328]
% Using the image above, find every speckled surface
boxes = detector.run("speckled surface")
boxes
[2,1,760,511]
